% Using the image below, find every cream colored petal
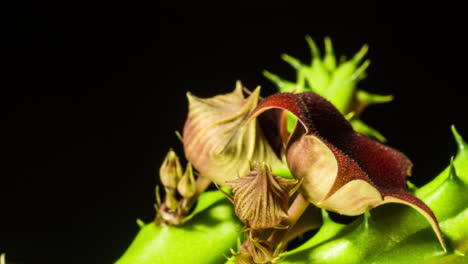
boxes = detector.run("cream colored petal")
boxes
[287,133,338,204]
[318,180,383,216]
[288,134,383,216]
[183,82,284,186]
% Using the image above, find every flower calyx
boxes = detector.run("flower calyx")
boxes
[227,162,297,230]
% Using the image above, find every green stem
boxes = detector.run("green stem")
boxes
[283,205,322,243]
[267,193,310,249]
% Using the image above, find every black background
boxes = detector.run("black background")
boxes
[1,6,467,264]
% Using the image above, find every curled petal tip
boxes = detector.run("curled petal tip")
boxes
[381,193,446,251]
[183,83,284,186]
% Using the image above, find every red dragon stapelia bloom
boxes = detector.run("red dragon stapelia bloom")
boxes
[245,91,446,250]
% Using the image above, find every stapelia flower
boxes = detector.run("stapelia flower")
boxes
[245,91,446,249]
[227,162,296,230]
[182,81,285,186]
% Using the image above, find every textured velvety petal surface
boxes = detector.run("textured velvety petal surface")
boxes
[247,92,412,195]
[183,82,284,186]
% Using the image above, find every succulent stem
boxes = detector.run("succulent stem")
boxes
[283,205,322,243]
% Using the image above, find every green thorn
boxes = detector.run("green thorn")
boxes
[263,70,279,81]
[448,156,461,182]
[451,125,467,151]
[406,180,418,192]
[323,37,337,72]
[281,54,302,69]
[324,36,334,55]
[344,111,355,121]
[305,35,321,60]
[136,218,145,228]
[356,72,367,81]
[263,71,290,92]
[374,94,393,104]
[363,207,371,229]
[262,70,278,81]
[350,119,387,143]
[352,44,369,64]
[321,209,336,224]
[263,70,295,91]
[357,90,394,105]
[454,249,465,256]
[350,59,370,81]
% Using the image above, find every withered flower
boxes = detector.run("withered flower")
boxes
[231,231,283,264]
[237,235,277,264]
[183,81,285,186]
[246,91,446,249]
[227,162,297,230]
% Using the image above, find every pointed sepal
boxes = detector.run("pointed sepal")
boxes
[159,149,183,189]
[177,163,196,199]
[227,162,297,230]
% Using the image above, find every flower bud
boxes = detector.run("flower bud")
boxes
[177,163,196,199]
[159,149,183,189]
[164,187,179,212]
